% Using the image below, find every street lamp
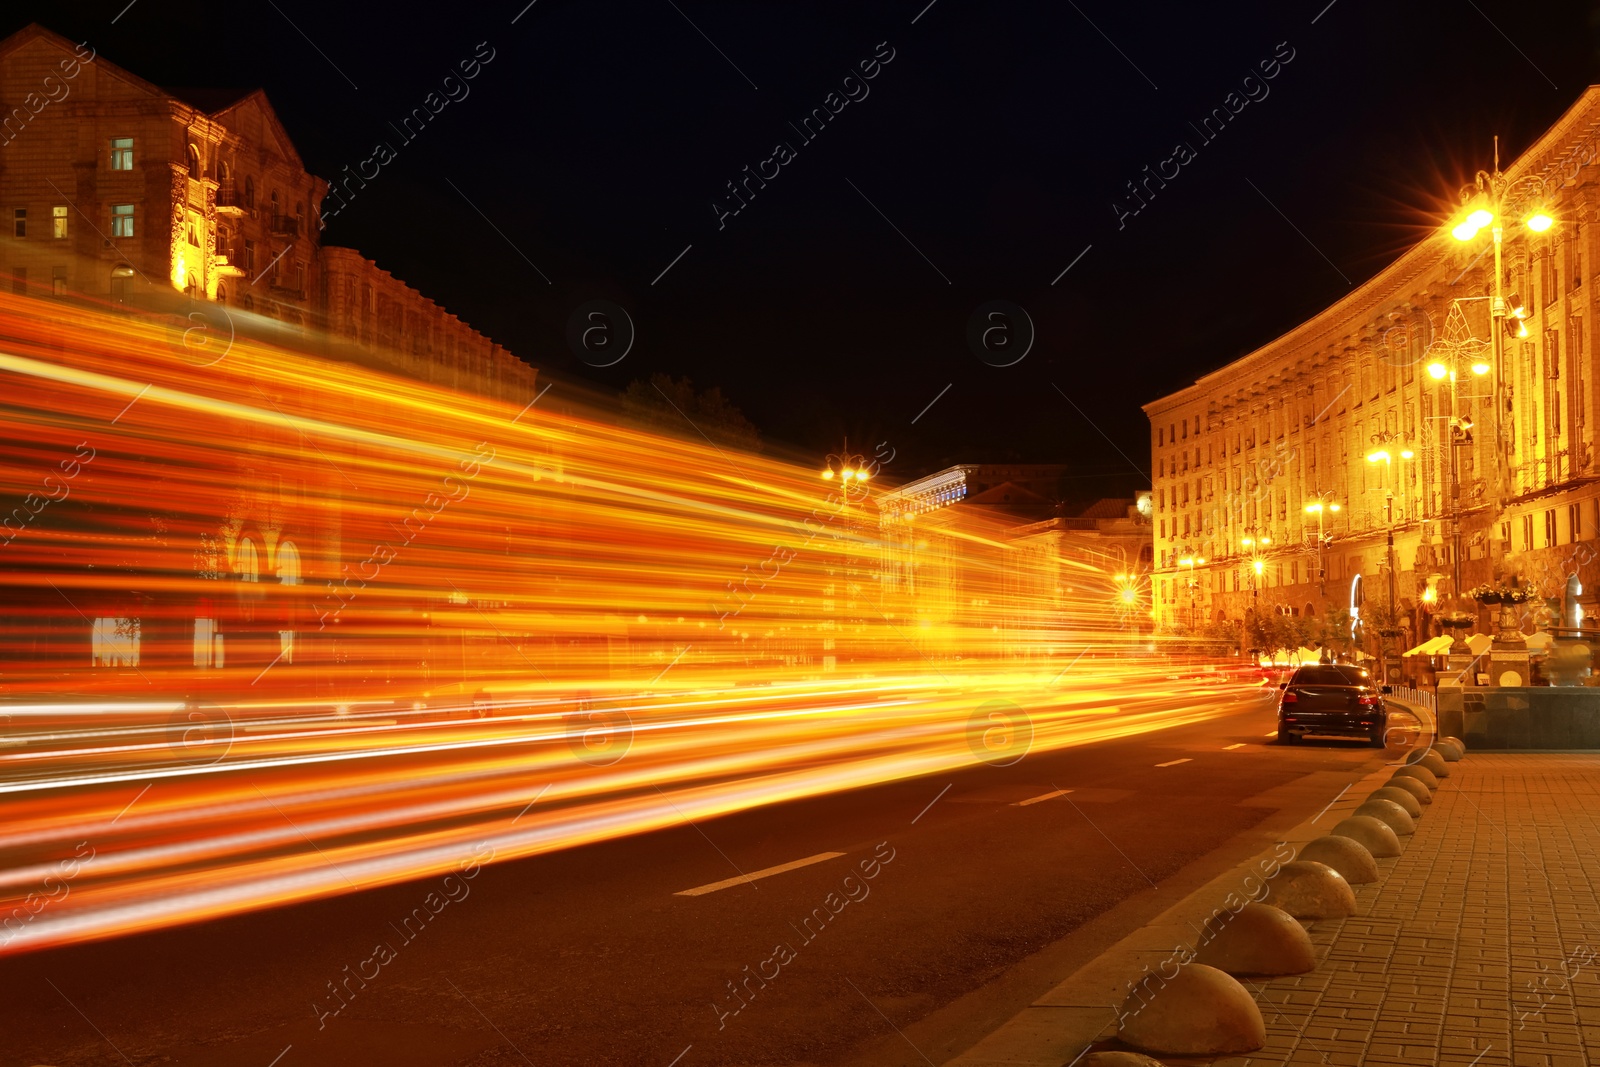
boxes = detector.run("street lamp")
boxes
[1304,493,1341,594]
[1240,532,1270,604]
[1448,147,1555,513]
[1421,352,1492,604]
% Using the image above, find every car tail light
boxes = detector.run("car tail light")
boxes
[1358,694,1380,706]
[1281,691,1298,703]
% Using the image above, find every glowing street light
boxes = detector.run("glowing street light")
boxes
[1305,492,1341,594]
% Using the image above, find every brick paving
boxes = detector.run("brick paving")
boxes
[1206,754,1600,1067]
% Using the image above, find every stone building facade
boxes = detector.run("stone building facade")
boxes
[0,24,535,403]
[1144,86,1600,644]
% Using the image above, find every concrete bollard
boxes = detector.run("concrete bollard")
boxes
[1331,814,1402,858]
[1296,835,1379,884]
[1391,764,1439,791]
[1368,786,1423,818]
[1193,902,1317,976]
[1353,798,1416,835]
[1116,962,1267,1056]
[1384,775,1432,805]
[1435,739,1464,762]
[1443,734,1467,753]
[1263,860,1358,918]
[1082,1053,1169,1067]
[1411,750,1450,778]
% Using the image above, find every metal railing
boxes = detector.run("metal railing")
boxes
[1389,684,1436,710]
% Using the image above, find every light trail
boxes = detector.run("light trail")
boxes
[0,290,1263,954]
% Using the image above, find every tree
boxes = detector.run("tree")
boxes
[620,374,761,452]
[1317,606,1354,655]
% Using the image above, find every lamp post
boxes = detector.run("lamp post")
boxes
[1423,356,1489,604]
[1449,151,1552,504]
[1241,532,1270,605]
[819,443,871,664]
[1303,493,1341,595]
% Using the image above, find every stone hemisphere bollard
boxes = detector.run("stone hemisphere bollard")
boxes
[1369,786,1423,818]
[1353,798,1416,835]
[1082,1053,1169,1067]
[1297,835,1379,884]
[1193,902,1317,976]
[1384,775,1433,805]
[1409,749,1450,778]
[1443,734,1467,753]
[1391,764,1440,792]
[1331,814,1402,858]
[1434,739,1464,762]
[1263,859,1357,918]
[1117,962,1266,1056]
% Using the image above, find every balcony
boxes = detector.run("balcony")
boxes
[215,188,248,215]
[270,214,300,238]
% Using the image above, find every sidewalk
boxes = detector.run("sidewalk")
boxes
[947,742,1600,1066]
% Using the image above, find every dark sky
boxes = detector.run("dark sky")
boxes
[10,2,1600,495]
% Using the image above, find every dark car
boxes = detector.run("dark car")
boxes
[1276,664,1390,747]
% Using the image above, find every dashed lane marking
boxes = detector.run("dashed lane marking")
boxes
[675,851,845,896]
[1013,788,1073,807]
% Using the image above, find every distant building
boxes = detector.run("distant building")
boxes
[0,24,535,403]
[1144,86,1600,639]
[876,465,1152,646]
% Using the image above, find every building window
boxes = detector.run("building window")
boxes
[243,238,255,273]
[1569,503,1581,544]
[1158,427,1164,447]
[13,208,24,238]
[277,541,300,665]
[244,176,255,209]
[52,205,67,239]
[194,617,223,668]
[92,617,141,666]
[111,204,134,238]
[237,537,259,582]
[51,265,66,295]
[1546,509,1558,548]
[110,264,133,303]
[1523,513,1534,552]
[110,137,133,170]
[187,143,202,179]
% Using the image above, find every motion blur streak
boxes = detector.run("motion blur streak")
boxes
[0,292,1253,953]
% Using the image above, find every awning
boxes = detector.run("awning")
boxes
[1525,631,1554,650]
[1403,635,1453,657]
[1466,633,1493,656]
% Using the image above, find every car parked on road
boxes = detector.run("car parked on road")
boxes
[1275,664,1391,747]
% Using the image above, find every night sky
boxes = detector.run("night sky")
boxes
[9,2,1600,495]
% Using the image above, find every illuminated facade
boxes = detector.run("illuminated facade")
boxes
[1145,87,1600,640]
[0,24,534,403]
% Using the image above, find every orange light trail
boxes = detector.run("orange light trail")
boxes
[0,291,1257,954]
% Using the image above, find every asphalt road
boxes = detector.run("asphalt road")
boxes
[0,688,1418,1067]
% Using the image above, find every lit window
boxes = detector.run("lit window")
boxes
[52,205,67,239]
[111,204,134,238]
[194,617,222,667]
[92,617,141,667]
[110,137,133,170]
[237,537,259,582]
[13,208,24,238]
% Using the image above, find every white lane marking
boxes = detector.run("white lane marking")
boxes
[1155,758,1192,767]
[1013,788,1073,807]
[1223,743,1246,750]
[675,851,845,896]
[1265,731,1279,738]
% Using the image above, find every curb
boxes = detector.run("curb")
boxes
[944,724,1451,1066]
